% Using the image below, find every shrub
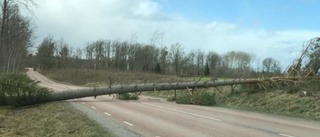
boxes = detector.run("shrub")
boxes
[176,90,216,106]
[176,93,192,104]
[118,93,139,100]
[193,90,216,106]
[167,95,176,102]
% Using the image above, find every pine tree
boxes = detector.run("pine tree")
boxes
[204,62,210,76]
[155,63,161,74]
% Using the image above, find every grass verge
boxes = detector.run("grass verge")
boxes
[0,102,114,137]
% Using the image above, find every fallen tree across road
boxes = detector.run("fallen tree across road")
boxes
[4,76,319,106]
[49,80,259,102]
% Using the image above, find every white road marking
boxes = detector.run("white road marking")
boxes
[91,106,96,109]
[104,112,111,116]
[81,102,86,104]
[279,133,296,137]
[74,99,78,101]
[142,102,221,122]
[123,121,134,126]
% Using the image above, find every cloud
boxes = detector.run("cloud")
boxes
[32,0,320,69]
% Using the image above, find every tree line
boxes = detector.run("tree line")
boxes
[35,36,283,78]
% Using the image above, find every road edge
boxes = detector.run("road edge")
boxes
[69,102,142,137]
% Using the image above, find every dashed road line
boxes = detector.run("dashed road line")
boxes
[123,121,134,126]
[91,106,96,109]
[81,102,86,104]
[279,133,296,137]
[104,112,111,116]
[141,102,221,121]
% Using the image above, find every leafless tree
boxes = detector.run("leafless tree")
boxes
[196,50,204,76]
[170,43,183,75]
[262,58,281,77]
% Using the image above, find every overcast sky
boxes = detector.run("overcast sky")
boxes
[30,0,320,69]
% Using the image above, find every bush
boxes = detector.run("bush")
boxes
[0,73,51,106]
[193,90,216,106]
[176,90,216,106]
[176,93,192,104]
[167,95,176,102]
[118,93,139,100]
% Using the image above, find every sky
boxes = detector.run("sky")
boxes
[29,0,320,70]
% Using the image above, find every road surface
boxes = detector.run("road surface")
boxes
[26,68,320,137]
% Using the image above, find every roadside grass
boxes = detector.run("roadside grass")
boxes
[0,102,114,137]
[217,92,320,120]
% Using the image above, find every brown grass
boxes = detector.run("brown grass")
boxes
[217,92,320,120]
[40,69,187,86]
[0,102,114,137]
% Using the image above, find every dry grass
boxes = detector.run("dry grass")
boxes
[40,69,187,86]
[218,92,320,120]
[0,102,114,137]
[215,85,320,120]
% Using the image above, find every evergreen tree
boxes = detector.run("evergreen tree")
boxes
[155,63,161,74]
[204,62,210,76]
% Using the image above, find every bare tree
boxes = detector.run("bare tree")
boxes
[206,51,220,76]
[262,58,281,77]
[169,43,183,75]
[160,46,168,74]
[196,50,204,76]
[149,30,163,46]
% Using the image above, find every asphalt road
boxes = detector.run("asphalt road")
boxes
[26,68,320,137]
